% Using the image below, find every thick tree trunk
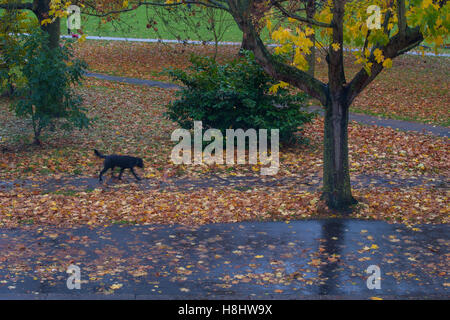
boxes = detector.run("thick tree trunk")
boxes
[33,0,60,49]
[321,97,357,209]
[239,31,251,54]
[41,17,60,49]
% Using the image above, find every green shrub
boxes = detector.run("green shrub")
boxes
[5,30,89,145]
[165,51,314,143]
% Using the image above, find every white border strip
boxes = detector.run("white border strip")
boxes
[62,35,449,57]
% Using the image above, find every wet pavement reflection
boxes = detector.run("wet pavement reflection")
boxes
[0,219,448,299]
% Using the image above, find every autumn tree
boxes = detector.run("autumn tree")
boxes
[151,0,447,209]
[228,0,448,209]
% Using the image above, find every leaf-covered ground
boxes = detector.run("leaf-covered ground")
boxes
[74,40,450,126]
[0,79,448,228]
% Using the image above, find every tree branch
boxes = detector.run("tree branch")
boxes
[346,26,423,105]
[271,0,333,28]
[228,0,329,105]
[80,0,228,17]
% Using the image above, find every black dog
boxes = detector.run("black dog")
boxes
[94,149,144,182]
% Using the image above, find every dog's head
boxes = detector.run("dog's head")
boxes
[136,158,144,168]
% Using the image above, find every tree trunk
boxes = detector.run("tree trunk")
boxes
[321,97,357,209]
[33,0,60,49]
[239,31,251,55]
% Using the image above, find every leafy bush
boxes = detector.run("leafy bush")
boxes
[165,52,314,143]
[4,30,89,145]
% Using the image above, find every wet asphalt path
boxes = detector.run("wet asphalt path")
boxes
[1,219,448,299]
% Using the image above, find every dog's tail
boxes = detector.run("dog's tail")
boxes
[94,149,106,159]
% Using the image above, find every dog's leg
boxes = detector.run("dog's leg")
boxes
[118,168,125,180]
[110,166,116,178]
[99,167,109,182]
[130,168,141,181]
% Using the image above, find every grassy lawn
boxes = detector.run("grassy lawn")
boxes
[0,6,245,42]
[70,6,246,42]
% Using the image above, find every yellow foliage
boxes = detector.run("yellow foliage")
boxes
[269,81,289,94]
[382,58,392,68]
[373,48,384,63]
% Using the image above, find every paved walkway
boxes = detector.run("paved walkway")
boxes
[0,172,448,195]
[85,72,450,138]
[85,72,181,89]
[1,220,448,299]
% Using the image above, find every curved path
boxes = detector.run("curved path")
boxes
[0,173,448,194]
[85,72,450,138]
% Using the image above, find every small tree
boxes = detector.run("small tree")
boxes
[6,30,89,145]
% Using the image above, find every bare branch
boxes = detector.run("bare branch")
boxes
[81,1,228,17]
[271,0,333,28]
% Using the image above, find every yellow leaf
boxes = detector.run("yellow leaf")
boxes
[374,48,385,63]
[78,34,87,43]
[269,81,289,94]
[110,283,123,290]
[382,58,392,68]
[305,27,315,36]
[40,18,52,26]
[331,43,340,51]
[422,0,432,9]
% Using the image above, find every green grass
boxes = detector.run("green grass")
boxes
[67,6,245,42]
[2,6,268,42]
[2,6,448,53]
